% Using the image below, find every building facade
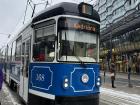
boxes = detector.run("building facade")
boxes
[94,0,140,74]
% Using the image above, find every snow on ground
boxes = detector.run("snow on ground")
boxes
[2,83,22,105]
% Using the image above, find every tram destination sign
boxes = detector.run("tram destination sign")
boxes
[58,17,99,34]
[73,23,96,32]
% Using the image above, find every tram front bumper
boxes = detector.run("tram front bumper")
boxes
[55,94,99,105]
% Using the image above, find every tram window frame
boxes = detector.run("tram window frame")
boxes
[33,19,56,62]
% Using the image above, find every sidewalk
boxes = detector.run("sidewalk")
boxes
[100,71,140,95]
[101,71,140,81]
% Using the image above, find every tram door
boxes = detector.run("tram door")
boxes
[19,37,31,102]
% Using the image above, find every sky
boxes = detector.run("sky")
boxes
[0,0,96,48]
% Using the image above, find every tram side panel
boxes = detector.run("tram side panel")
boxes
[28,63,100,105]
[9,62,21,90]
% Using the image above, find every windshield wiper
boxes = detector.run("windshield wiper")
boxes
[73,47,86,67]
[75,55,86,67]
[64,32,85,67]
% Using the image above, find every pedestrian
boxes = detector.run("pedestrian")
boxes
[128,66,131,80]
[110,63,116,88]
[0,67,3,105]
[128,66,133,87]
[138,53,140,75]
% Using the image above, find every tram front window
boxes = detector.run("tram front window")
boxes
[33,22,56,62]
[58,17,99,62]
[33,36,55,62]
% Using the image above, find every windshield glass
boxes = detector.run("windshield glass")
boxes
[58,17,99,62]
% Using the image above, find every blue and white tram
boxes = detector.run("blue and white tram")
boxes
[3,2,100,105]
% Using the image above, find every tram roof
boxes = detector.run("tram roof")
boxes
[32,2,100,23]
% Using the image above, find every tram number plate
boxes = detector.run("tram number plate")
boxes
[30,66,52,90]
[36,74,45,82]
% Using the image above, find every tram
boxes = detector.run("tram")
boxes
[1,2,100,105]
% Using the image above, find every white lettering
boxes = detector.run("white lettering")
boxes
[36,74,45,81]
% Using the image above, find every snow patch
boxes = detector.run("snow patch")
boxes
[2,83,22,105]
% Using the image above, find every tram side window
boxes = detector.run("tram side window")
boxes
[12,41,16,61]
[5,46,8,62]
[8,44,12,62]
[0,50,4,63]
[33,21,56,62]
[0,49,5,64]
[15,37,22,61]
[25,39,31,77]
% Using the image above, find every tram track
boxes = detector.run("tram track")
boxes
[100,88,140,105]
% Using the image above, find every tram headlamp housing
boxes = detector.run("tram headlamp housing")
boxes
[63,77,69,89]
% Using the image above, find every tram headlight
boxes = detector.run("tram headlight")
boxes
[97,77,100,81]
[63,77,69,89]
[64,78,69,83]
[64,83,69,88]
[96,82,100,86]
[96,77,101,87]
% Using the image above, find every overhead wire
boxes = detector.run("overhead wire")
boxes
[29,0,35,7]
[23,0,29,24]
[28,1,34,10]
[0,33,10,37]
[23,0,50,24]
[11,7,26,36]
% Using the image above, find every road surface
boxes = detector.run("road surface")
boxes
[2,82,140,105]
